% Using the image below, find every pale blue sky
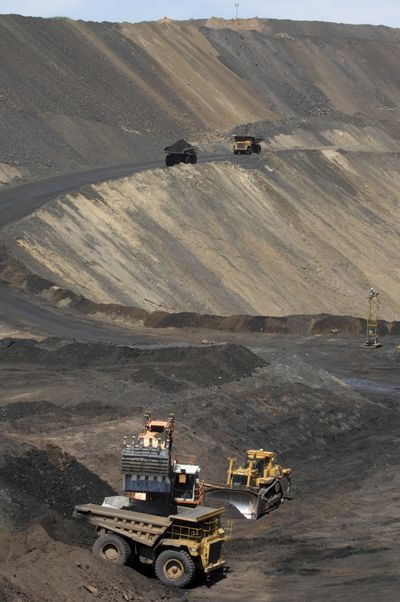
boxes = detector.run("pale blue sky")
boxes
[0,0,399,27]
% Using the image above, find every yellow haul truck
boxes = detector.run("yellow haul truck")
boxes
[74,503,229,587]
[233,135,263,155]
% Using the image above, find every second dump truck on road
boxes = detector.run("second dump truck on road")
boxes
[165,139,197,166]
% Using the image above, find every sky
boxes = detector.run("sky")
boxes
[0,0,399,28]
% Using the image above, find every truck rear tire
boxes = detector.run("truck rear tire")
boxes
[92,533,131,565]
[155,549,196,588]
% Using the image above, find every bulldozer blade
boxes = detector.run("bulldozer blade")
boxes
[205,479,285,520]
[205,487,262,520]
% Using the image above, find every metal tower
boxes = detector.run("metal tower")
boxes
[365,288,382,347]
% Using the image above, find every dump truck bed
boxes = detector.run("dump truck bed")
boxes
[171,505,224,523]
[164,139,196,153]
[74,503,223,524]
[74,503,172,526]
[233,135,263,143]
[74,503,171,546]
[73,503,225,547]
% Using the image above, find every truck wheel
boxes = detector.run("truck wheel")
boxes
[155,549,195,588]
[92,533,131,565]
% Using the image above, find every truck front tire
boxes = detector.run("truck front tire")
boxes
[155,549,196,587]
[92,533,131,565]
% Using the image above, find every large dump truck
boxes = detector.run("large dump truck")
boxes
[74,502,230,587]
[233,135,263,155]
[165,139,197,166]
[205,449,292,520]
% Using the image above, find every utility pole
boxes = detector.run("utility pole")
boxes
[234,2,239,19]
[364,287,382,348]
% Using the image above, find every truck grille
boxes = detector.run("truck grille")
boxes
[208,541,223,565]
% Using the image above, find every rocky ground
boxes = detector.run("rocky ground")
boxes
[0,332,399,601]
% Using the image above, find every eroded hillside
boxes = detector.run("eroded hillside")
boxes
[2,15,400,179]
[4,148,400,320]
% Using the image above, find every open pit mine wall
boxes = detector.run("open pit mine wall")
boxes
[3,153,400,321]
[1,16,400,177]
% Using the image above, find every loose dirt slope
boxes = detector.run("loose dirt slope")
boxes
[4,150,400,320]
[2,15,400,179]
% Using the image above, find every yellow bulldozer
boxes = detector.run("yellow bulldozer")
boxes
[205,449,292,519]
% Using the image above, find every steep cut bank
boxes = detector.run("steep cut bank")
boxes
[3,151,400,320]
[2,16,400,179]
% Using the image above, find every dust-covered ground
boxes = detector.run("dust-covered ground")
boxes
[0,332,399,601]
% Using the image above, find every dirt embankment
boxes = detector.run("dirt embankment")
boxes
[2,243,400,336]
[3,150,400,321]
[0,338,265,390]
[2,16,400,179]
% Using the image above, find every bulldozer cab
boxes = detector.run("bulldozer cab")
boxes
[226,450,289,489]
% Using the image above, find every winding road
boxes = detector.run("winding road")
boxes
[0,154,228,341]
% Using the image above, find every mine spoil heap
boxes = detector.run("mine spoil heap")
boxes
[0,11,400,602]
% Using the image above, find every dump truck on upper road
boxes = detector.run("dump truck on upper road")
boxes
[165,139,197,166]
[233,135,263,155]
[74,502,230,587]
